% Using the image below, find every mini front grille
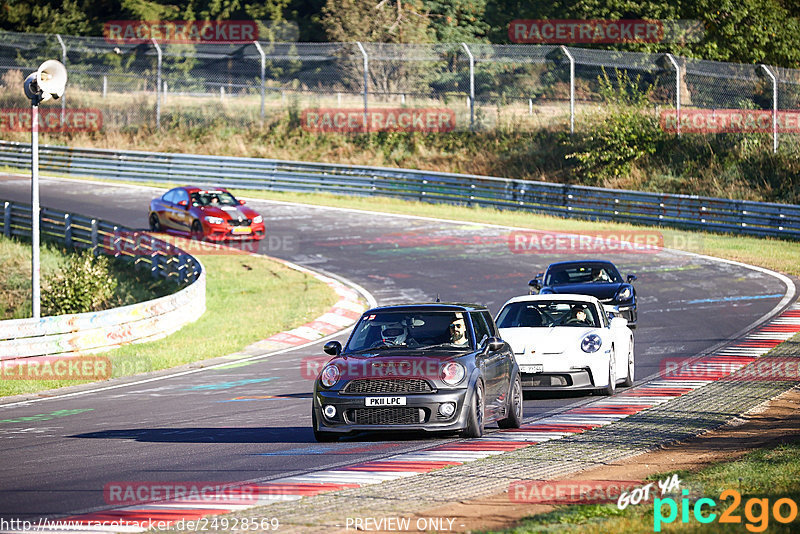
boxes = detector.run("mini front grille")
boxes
[342,379,433,394]
[348,407,423,425]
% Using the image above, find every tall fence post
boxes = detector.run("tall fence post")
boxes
[253,41,266,121]
[64,213,72,248]
[560,45,574,135]
[356,42,369,132]
[152,38,162,128]
[56,34,66,125]
[3,201,10,237]
[760,64,778,154]
[665,53,681,137]
[461,43,475,131]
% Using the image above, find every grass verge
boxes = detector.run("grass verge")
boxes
[0,235,174,320]
[487,441,800,533]
[0,243,339,397]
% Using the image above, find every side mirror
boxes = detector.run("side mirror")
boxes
[627,274,637,283]
[323,341,342,356]
[485,337,505,352]
[610,317,628,329]
[238,199,246,205]
[322,341,342,356]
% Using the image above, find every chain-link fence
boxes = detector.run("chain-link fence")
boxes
[1,30,797,150]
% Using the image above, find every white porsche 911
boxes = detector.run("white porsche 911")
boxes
[495,294,634,395]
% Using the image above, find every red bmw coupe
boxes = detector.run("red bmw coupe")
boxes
[148,186,265,241]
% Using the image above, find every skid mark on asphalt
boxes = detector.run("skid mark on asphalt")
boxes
[35,304,800,534]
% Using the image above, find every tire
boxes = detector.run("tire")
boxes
[191,220,205,241]
[148,213,161,231]
[461,380,485,438]
[498,374,523,429]
[622,338,635,387]
[600,351,617,396]
[312,409,338,442]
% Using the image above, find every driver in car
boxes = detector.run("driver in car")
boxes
[449,317,468,345]
[566,307,591,326]
[380,323,408,346]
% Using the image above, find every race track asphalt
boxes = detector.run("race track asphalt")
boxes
[0,175,791,520]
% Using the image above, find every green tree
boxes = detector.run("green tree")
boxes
[321,0,432,43]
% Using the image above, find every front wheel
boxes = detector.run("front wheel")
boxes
[191,220,205,241]
[622,338,635,387]
[600,353,616,396]
[461,381,485,438]
[498,374,523,429]
[148,213,161,231]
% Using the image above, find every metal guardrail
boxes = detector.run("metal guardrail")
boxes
[0,199,205,359]
[1,140,799,239]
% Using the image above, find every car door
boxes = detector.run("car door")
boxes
[470,311,503,416]
[171,188,191,232]
[159,189,179,230]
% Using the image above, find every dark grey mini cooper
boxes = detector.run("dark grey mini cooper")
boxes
[312,303,523,441]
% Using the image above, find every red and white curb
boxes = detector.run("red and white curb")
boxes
[9,304,800,534]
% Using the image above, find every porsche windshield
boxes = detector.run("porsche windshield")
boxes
[497,301,600,328]
[545,263,622,285]
[346,311,474,352]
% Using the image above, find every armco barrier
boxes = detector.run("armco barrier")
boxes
[0,199,205,360]
[1,140,798,239]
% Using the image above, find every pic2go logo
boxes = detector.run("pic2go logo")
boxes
[654,489,799,532]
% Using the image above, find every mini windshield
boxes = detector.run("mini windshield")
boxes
[346,311,474,352]
[497,301,600,328]
[544,263,622,285]
[191,190,238,207]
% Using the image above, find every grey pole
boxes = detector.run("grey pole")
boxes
[152,38,162,128]
[56,34,66,125]
[31,102,40,319]
[356,42,369,132]
[253,41,266,121]
[665,53,681,137]
[560,45,575,135]
[461,43,475,131]
[760,64,778,153]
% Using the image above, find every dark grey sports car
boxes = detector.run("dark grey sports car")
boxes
[529,260,638,327]
[312,303,523,441]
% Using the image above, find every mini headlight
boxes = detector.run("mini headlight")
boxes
[320,364,340,387]
[616,286,633,301]
[581,334,602,353]
[252,215,263,224]
[441,362,465,386]
[204,216,225,225]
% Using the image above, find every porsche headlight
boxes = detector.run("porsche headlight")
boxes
[204,216,225,225]
[581,334,602,353]
[320,364,340,387]
[441,362,465,386]
[616,286,633,301]
[252,215,263,224]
